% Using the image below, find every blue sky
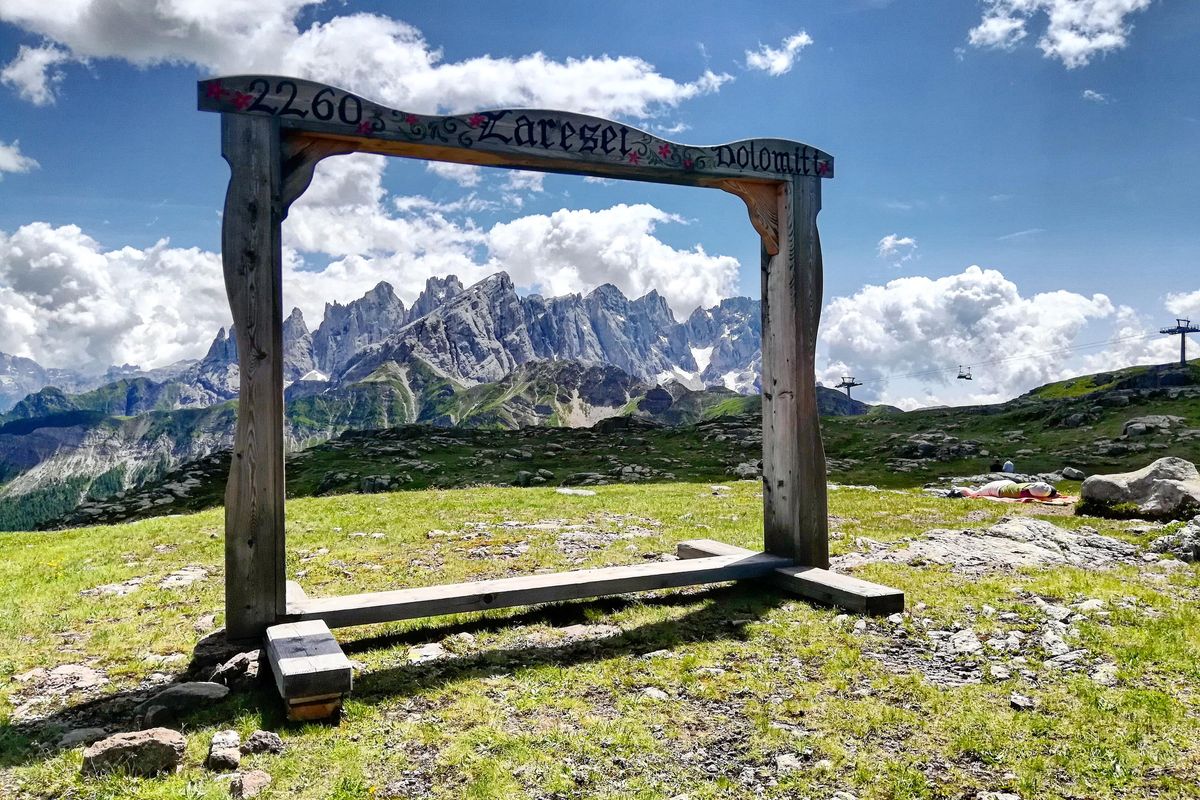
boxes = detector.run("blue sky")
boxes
[0,0,1197,406]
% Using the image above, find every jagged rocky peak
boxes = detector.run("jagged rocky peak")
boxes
[410,274,465,320]
[202,327,238,367]
[312,281,408,376]
[283,307,316,381]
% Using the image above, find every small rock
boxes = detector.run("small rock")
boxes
[81,728,186,776]
[194,613,217,633]
[408,643,448,664]
[136,681,230,715]
[948,628,983,655]
[241,730,284,755]
[775,752,804,773]
[232,769,272,798]
[207,730,241,771]
[1090,663,1118,686]
[159,566,208,589]
[211,651,260,688]
[978,793,1021,800]
[886,613,904,624]
[58,727,108,749]
[989,665,1011,680]
[1073,598,1105,612]
[640,687,669,700]
[1009,693,1037,711]
[853,619,868,633]
[1038,630,1070,657]
[1062,467,1086,480]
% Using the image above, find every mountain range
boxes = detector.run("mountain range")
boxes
[0,272,881,530]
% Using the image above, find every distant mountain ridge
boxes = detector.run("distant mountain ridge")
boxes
[0,271,765,415]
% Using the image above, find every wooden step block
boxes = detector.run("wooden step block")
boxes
[675,539,904,615]
[264,619,352,720]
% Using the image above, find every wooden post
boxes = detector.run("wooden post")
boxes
[760,177,829,567]
[221,113,287,640]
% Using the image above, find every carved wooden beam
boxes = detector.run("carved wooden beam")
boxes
[199,75,833,188]
[717,179,782,256]
[279,133,355,216]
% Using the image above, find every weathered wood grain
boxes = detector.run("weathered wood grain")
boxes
[198,76,834,188]
[221,113,287,640]
[760,176,828,568]
[264,620,353,703]
[675,539,903,615]
[289,552,793,629]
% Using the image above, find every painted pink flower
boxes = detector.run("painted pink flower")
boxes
[468,113,486,128]
[406,114,419,125]
[205,82,225,100]
[356,120,373,134]
[658,144,671,158]
[816,161,830,175]
[627,151,641,165]
[232,92,253,111]
[683,158,694,170]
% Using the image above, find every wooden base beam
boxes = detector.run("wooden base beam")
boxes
[676,539,903,615]
[287,551,792,630]
[264,620,352,721]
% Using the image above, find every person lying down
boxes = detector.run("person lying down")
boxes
[949,480,1059,500]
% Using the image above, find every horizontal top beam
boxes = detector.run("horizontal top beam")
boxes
[198,75,833,187]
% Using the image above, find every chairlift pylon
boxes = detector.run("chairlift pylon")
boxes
[957,365,972,381]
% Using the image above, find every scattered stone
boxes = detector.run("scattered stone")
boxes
[231,769,272,798]
[1032,597,1071,622]
[241,730,285,755]
[1009,693,1037,712]
[853,619,868,633]
[136,681,229,715]
[988,665,1011,680]
[408,643,448,664]
[1090,663,1118,686]
[1073,598,1105,612]
[207,730,241,771]
[81,728,186,776]
[774,753,804,773]
[978,793,1021,800]
[1149,515,1200,561]
[210,651,260,688]
[948,629,983,655]
[81,577,143,597]
[1039,629,1070,657]
[194,613,217,633]
[835,516,1138,574]
[640,687,669,700]
[887,613,904,624]
[555,487,597,496]
[1081,457,1200,520]
[1061,467,1086,480]
[159,566,208,589]
[58,727,108,749]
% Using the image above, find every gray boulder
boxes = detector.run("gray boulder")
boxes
[1061,467,1086,481]
[1081,457,1200,519]
[136,681,230,715]
[1122,415,1183,436]
[81,728,186,776]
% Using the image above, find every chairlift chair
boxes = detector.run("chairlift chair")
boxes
[957,365,972,380]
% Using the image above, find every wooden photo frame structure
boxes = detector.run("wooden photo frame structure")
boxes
[199,76,902,717]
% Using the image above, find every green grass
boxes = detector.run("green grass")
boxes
[2,481,1198,799]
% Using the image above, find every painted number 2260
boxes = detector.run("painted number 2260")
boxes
[245,79,363,125]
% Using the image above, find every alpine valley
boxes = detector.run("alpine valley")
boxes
[0,272,876,530]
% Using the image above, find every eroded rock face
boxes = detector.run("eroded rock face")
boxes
[1081,457,1200,520]
[834,517,1139,574]
[81,728,185,776]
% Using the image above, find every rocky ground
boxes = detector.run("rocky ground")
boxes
[3,479,1199,799]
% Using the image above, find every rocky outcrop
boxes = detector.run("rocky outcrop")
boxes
[1150,514,1200,561]
[1080,457,1200,520]
[835,517,1139,574]
[81,728,186,776]
[312,282,409,377]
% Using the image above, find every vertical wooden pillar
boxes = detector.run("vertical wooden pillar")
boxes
[760,177,829,567]
[220,113,287,639]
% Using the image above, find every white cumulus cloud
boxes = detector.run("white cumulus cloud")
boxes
[0,139,38,177]
[968,0,1153,68]
[0,223,228,370]
[424,161,483,188]
[0,3,731,116]
[0,43,72,105]
[1165,290,1200,320]
[818,265,1118,405]
[745,31,814,76]
[1081,88,1109,102]
[876,233,918,266]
